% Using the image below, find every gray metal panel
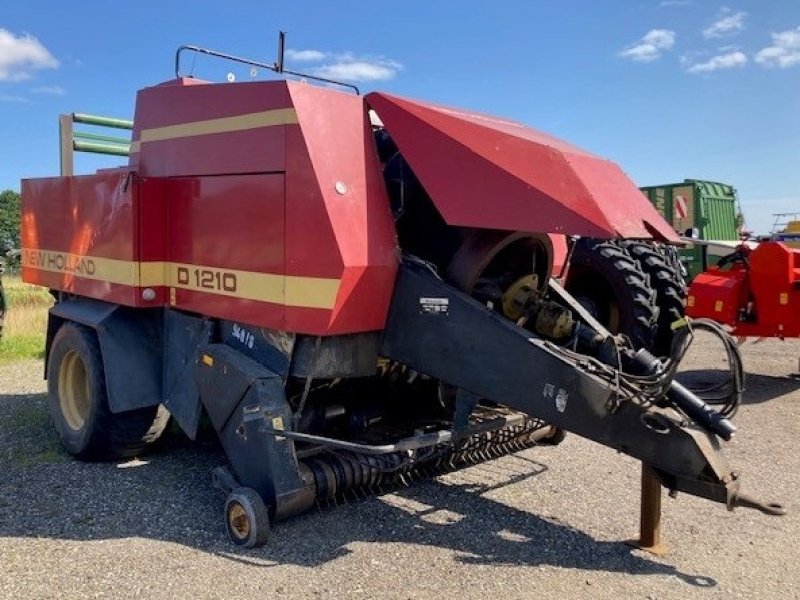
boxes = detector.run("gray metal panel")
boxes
[290,332,381,378]
[219,320,295,377]
[197,344,315,519]
[50,298,118,327]
[162,310,212,439]
[49,300,163,414]
[197,344,276,432]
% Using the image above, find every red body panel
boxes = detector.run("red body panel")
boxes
[165,174,287,326]
[23,80,398,335]
[23,77,680,335]
[365,92,679,242]
[137,80,398,334]
[21,172,141,306]
[285,85,398,332]
[687,242,800,338]
[130,77,290,177]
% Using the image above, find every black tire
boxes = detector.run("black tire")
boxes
[565,239,658,350]
[619,241,687,356]
[47,322,169,461]
[539,427,567,446]
[224,487,270,548]
[661,244,689,282]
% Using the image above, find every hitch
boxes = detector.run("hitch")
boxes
[631,463,785,556]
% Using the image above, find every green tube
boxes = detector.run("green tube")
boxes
[73,131,131,145]
[72,113,133,130]
[72,140,130,156]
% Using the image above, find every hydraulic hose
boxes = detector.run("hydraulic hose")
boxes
[627,347,737,441]
[680,318,744,419]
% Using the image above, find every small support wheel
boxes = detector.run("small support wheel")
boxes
[540,427,567,446]
[224,487,270,548]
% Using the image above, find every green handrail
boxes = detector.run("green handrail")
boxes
[72,113,133,130]
[73,131,132,146]
[60,112,133,175]
[72,140,131,156]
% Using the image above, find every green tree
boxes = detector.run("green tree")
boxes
[0,189,21,251]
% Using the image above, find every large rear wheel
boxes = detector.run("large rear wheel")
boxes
[47,322,169,461]
[619,241,687,356]
[565,239,659,350]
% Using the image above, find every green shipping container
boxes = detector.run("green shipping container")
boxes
[639,179,741,278]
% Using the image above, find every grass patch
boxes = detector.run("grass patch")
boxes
[1,276,52,364]
[6,447,70,468]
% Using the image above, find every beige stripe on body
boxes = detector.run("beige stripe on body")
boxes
[129,107,298,153]
[23,249,339,310]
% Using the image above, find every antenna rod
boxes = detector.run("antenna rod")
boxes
[276,31,285,73]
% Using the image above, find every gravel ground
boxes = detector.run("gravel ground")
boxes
[1,338,799,599]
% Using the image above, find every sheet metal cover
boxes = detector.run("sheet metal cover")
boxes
[366,92,678,241]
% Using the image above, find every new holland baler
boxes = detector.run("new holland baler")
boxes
[20,46,782,547]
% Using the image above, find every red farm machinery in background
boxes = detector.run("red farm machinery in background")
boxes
[687,241,800,339]
[19,38,784,547]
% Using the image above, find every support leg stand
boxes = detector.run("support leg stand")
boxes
[626,462,669,556]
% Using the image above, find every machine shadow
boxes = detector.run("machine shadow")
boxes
[254,477,716,587]
[0,394,713,587]
[677,369,800,405]
[740,372,800,405]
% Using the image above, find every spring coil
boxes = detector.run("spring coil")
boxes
[302,420,546,506]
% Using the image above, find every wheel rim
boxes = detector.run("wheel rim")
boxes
[227,502,251,541]
[58,350,91,431]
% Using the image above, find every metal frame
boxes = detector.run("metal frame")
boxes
[174,32,361,95]
[59,112,133,176]
[264,412,534,455]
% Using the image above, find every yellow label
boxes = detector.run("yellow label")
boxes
[714,300,724,312]
[22,249,137,286]
[780,292,789,305]
[687,296,695,307]
[22,248,340,310]
[165,262,339,309]
[271,417,284,431]
[201,354,214,366]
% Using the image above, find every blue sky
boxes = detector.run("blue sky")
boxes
[1,0,798,234]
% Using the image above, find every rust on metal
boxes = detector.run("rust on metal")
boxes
[627,462,669,556]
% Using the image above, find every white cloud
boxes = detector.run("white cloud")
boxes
[313,60,401,81]
[0,93,30,103]
[755,27,800,68]
[285,48,326,62]
[283,48,403,81]
[0,28,58,82]
[619,29,676,62]
[687,51,748,73]
[32,85,65,95]
[703,10,746,39]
